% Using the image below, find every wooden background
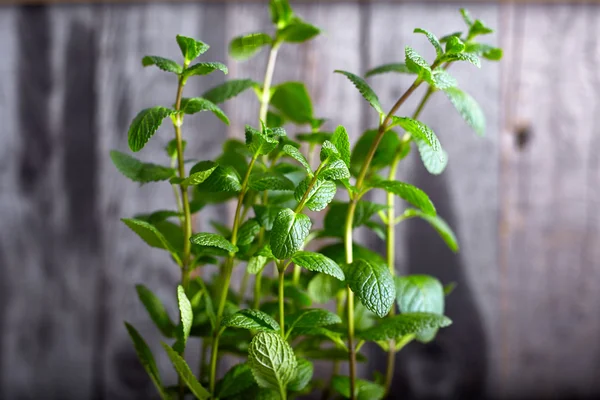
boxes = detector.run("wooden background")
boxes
[1,1,599,399]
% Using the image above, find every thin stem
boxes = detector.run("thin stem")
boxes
[259,43,280,124]
[172,73,192,400]
[344,71,433,399]
[295,163,324,213]
[209,154,258,395]
[173,76,193,290]
[344,198,358,399]
[278,261,286,338]
[382,84,438,396]
[209,332,221,395]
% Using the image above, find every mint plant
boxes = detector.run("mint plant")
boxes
[111,3,500,399]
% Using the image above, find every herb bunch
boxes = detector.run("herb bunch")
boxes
[111,2,501,399]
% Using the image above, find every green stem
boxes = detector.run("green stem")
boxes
[173,76,193,290]
[343,71,431,399]
[259,43,280,124]
[344,199,358,399]
[172,73,192,400]
[209,332,221,395]
[278,261,286,338]
[209,155,258,395]
[382,84,437,396]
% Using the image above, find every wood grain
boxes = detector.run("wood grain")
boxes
[499,2,600,399]
[1,1,600,399]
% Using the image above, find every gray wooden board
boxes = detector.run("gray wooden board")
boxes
[499,3,600,399]
[1,1,600,399]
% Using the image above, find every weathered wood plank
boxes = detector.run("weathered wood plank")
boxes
[0,5,102,399]
[367,3,501,398]
[500,3,600,399]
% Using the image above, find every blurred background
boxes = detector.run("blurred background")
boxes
[1,0,599,399]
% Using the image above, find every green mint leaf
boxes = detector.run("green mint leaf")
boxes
[278,18,321,43]
[183,62,228,79]
[287,358,313,392]
[358,312,452,342]
[443,87,485,136]
[176,35,209,64]
[405,46,432,81]
[390,117,445,171]
[267,111,285,128]
[443,52,481,68]
[286,309,342,334]
[291,326,346,349]
[270,209,312,260]
[444,282,457,296]
[141,56,183,74]
[237,219,261,246]
[283,145,311,174]
[296,131,333,144]
[351,129,400,174]
[121,218,181,263]
[192,161,242,192]
[365,63,413,78]
[331,125,351,168]
[335,70,383,115]
[253,205,285,231]
[166,139,186,160]
[269,0,293,28]
[202,79,258,104]
[124,323,170,400]
[135,285,175,338]
[468,19,494,38]
[180,164,217,188]
[248,254,270,274]
[128,107,175,152]
[319,159,350,181]
[320,140,340,162]
[180,97,229,125]
[229,33,272,61]
[222,309,280,332]
[270,82,313,124]
[346,259,395,318]
[292,251,345,281]
[431,69,457,90]
[444,35,465,54]
[217,363,256,398]
[295,177,336,212]
[173,285,193,352]
[403,209,458,252]
[332,376,385,400]
[110,151,176,183]
[246,125,286,155]
[307,273,345,303]
[161,343,211,399]
[416,139,448,175]
[190,232,238,253]
[396,274,445,342]
[249,172,295,191]
[248,331,298,392]
[323,201,388,238]
[369,179,436,216]
[460,8,474,26]
[414,28,443,57]
[465,42,503,61]
[440,32,463,43]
